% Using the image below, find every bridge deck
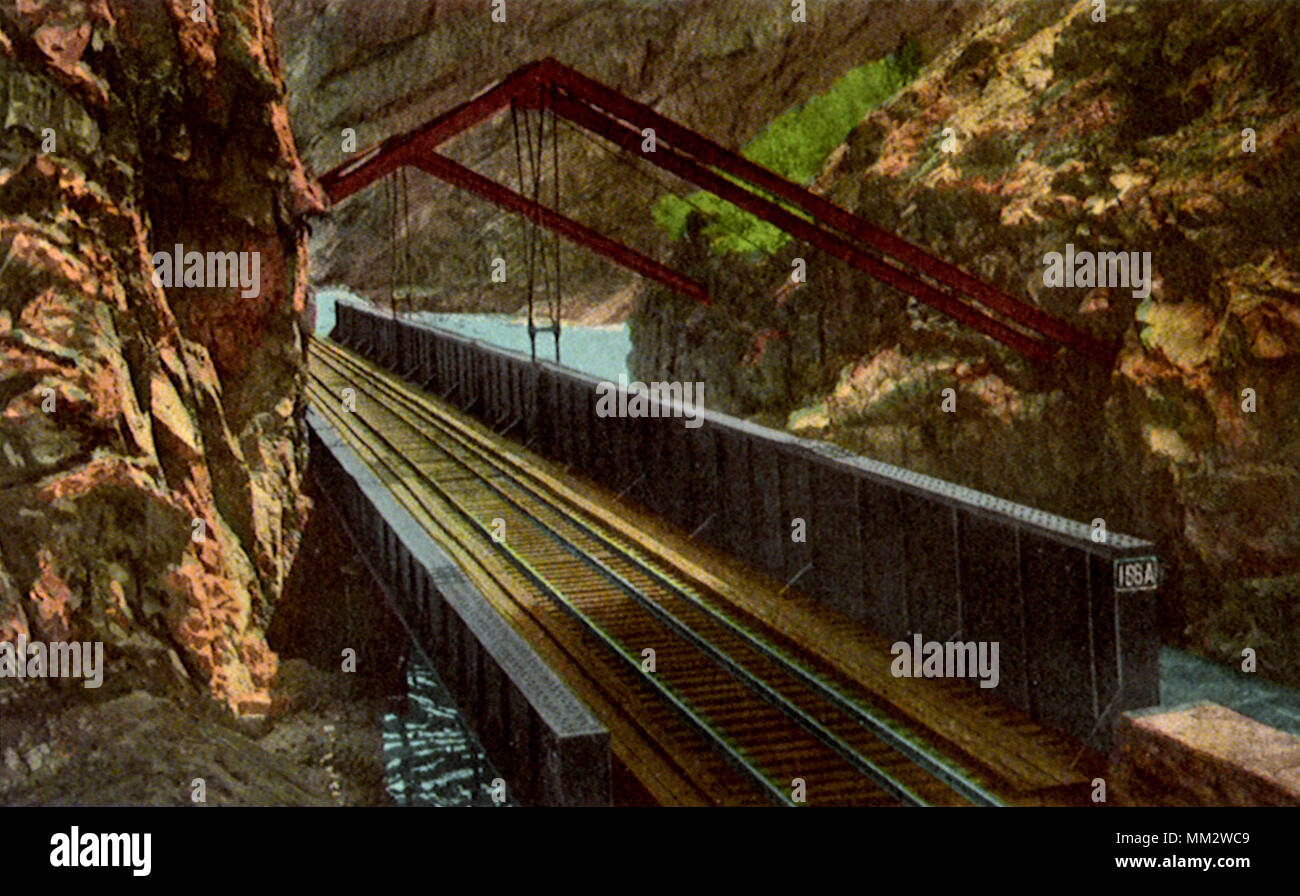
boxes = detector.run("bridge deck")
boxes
[307,336,1102,806]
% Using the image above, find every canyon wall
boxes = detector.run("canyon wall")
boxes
[0,0,321,713]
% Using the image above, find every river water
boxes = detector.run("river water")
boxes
[314,288,631,381]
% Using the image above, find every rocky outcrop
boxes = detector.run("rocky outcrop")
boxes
[272,0,980,317]
[0,0,322,714]
[1114,702,1300,806]
[0,664,398,806]
[632,1,1300,682]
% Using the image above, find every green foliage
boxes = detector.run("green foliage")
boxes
[653,43,921,256]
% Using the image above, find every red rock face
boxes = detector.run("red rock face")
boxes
[0,0,323,714]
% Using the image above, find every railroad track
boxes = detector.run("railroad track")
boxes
[307,336,1010,807]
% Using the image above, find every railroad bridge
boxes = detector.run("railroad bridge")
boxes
[305,60,1161,807]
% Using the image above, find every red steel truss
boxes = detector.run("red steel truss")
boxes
[319,58,1116,366]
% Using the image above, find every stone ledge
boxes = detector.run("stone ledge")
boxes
[1113,700,1300,806]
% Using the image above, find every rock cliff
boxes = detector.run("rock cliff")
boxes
[0,0,322,713]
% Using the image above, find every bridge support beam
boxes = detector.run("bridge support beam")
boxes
[410,152,711,305]
[320,57,1119,367]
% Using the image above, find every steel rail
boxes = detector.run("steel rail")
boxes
[313,337,1004,806]
[313,342,932,805]
[312,366,722,807]
[307,368,799,806]
[316,335,1004,806]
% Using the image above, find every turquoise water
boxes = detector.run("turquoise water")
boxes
[314,288,631,381]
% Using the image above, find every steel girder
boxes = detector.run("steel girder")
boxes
[318,57,1116,366]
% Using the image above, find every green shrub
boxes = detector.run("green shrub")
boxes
[653,43,921,256]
